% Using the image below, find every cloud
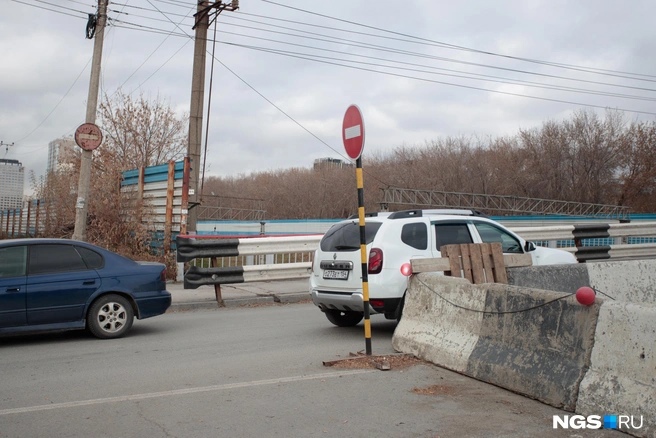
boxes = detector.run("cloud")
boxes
[2,0,655,196]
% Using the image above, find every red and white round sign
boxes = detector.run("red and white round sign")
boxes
[74,123,103,151]
[342,105,365,160]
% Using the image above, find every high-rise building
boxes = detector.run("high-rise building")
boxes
[0,158,24,210]
[47,137,76,174]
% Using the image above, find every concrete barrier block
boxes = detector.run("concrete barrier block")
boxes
[577,301,656,438]
[392,274,486,372]
[465,285,599,410]
[507,264,590,294]
[586,260,656,305]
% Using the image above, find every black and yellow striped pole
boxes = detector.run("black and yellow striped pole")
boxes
[342,104,371,355]
[355,157,372,355]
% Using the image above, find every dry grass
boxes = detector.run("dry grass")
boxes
[323,353,423,370]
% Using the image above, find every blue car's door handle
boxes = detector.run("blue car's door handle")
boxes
[5,287,21,293]
[82,280,97,285]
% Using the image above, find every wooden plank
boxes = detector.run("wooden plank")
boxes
[479,243,496,283]
[503,253,533,267]
[410,258,451,273]
[411,253,532,274]
[440,245,459,278]
[490,243,508,283]
[411,244,532,280]
[469,244,485,283]
[460,244,474,282]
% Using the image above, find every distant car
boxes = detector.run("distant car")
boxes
[310,209,577,327]
[0,238,171,339]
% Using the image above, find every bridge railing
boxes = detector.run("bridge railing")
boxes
[176,222,656,288]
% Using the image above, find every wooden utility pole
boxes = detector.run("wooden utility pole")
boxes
[72,0,108,241]
[186,0,239,234]
[187,1,210,235]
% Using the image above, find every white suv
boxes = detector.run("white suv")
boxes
[309,209,577,327]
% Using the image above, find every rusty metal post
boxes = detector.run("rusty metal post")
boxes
[210,256,225,307]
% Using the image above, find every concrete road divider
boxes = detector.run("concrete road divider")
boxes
[393,274,598,410]
[507,259,656,305]
[576,301,656,438]
[392,275,486,372]
[506,264,590,294]
[585,259,656,305]
[464,282,598,411]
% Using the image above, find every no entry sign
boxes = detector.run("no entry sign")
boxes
[342,104,365,160]
[74,123,103,151]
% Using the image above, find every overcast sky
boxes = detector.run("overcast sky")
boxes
[2,0,656,194]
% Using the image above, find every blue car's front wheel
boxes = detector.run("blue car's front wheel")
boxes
[87,294,134,339]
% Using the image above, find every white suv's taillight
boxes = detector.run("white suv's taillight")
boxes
[368,248,383,274]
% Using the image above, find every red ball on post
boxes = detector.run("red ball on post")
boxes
[576,286,596,306]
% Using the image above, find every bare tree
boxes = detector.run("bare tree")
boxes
[616,120,656,211]
[99,89,188,168]
[28,91,189,276]
[202,109,651,218]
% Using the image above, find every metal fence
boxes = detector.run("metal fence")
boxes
[1,160,188,253]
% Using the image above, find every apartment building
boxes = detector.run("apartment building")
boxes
[47,137,76,174]
[0,158,24,210]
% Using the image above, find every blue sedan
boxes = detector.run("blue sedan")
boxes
[0,238,171,339]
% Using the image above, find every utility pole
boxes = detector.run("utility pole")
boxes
[187,1,210,235]
[72,0,108,241]
[186,0,239,234]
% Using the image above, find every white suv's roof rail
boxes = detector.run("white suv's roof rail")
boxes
[346,209,487,220]
[387,209,486,219]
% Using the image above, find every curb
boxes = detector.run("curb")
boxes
[167,293,310,313]
[273,293,312,304]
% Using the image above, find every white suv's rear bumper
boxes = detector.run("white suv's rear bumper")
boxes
[310,289,377,314]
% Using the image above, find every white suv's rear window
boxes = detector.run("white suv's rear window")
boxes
[320,221,382,251]
[401,223,428,250]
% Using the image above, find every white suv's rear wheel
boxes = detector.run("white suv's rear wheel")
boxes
[324,310,363,327]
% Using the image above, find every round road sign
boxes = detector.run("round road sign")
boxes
[75,123,103,151]
[342,104,365,160]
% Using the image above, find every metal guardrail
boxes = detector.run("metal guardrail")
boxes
[510,222,656,261]
[176,235,320,289]
[509,222,656,241]
[177,235,321,262]
[176,223,656,289]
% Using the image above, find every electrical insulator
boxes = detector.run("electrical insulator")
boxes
[232,0,239,10]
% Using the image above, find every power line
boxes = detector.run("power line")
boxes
[230,44,656,116]
[102,0,656,84]
[103,5,656,109]
[14,58,93,145]
[9,0,90,17]
[260,0,656,82]
[109,21,656,113]
[69,0,656,92]
[215,15,656,91]
[26,0,651,107]
[106,3,656,93]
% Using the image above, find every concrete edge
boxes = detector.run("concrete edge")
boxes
[272,293,312,304]
[167,293,311,313]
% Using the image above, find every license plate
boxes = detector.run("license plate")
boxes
[323,269,349,280]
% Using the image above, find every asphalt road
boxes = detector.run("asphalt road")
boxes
[0,303,624,438]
